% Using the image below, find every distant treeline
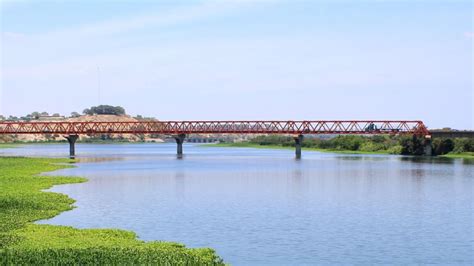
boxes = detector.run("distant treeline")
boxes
[82,105,125,116]
[0,105,153,121]
[247,135,474,156]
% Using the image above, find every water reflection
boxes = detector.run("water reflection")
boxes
[336,155,391,161]
[76,157,125,163]
[400,156,461,164]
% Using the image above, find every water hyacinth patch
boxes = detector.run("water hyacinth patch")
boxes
[0,157,224,265]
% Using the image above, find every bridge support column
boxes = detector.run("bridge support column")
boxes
[424,136,433,156]
[174,134,186,157]
[294,134,304,159]
[65,135,79,159]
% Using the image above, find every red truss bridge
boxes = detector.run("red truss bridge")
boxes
[0,120,431,158]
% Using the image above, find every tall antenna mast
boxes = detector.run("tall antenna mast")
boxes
[97,66,101,106]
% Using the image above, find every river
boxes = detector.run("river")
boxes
[1,143,472,265]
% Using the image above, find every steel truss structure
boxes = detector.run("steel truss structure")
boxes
[0,121,430,136]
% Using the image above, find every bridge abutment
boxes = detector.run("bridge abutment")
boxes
[174,134,186,157]
[65,135,79,158]
[294,134,304,159]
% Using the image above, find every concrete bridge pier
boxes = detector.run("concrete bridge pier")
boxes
[424,137,433,156]
[294,134,304,159]
[174,134,186,157]
[65,135,79,158]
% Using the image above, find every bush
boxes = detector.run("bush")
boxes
[432,138,454,155]
[400,136,425,155]
[359,142,384,152]
[452,138,474,153]
[387,145,403,155]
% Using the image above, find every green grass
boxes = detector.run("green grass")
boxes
[440,152,474,159]
[204,142,392,155]
[0,144,19,149]
[0,157,224,265]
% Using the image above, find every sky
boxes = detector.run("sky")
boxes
[1,0,472,129]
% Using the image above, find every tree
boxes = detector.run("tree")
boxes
[82,105,126,115]
[52,113,61,117]
[40,112,49,116]
[432,138,454,155]
[0,115,5,120]
[30,112,40,119]
[453,138,474,153]
[400,136,425,155]
[71,112,81,118]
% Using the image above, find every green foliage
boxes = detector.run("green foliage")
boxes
[452,138,474,153]
[70,112,81,118]
[432,138,454,155]
[399,136,425,155]
[0,157,223,265]
[246,135,473,157]
[440,152,474,159]
[250,135,293,146]
[0,144,17,149]
[248,135,401,153]
[30,112,40,119]
[83,105,126,115]
[387,145,403,155]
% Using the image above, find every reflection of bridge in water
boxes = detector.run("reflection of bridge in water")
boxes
[185,138,224,143]
[0,120,446,158]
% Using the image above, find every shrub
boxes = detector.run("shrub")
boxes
[432,138,454,155]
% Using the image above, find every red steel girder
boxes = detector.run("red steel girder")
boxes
[0,120,430,136]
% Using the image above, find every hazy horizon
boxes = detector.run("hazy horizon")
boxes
[1,0,473,129]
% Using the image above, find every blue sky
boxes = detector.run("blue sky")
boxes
[1,0,472,129]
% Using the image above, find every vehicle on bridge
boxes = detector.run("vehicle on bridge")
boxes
[365,123,401,133]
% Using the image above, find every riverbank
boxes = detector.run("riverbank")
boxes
[205,142,392,155]
[440,152,474,159]
[0,156,224,264]
[0,144,20,149]
[206,143,474,159]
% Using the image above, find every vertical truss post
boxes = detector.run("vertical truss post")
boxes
[65,135,79,159]
[294,134,304,159]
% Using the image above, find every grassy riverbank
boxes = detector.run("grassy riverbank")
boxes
[207,142,474,158]
[207,135,474,158]
[206,142,392,155]
[440,152,474,159]
[0,157,224,265]
[0,144,19,149]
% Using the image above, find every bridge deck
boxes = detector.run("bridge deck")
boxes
[429,130,474,138]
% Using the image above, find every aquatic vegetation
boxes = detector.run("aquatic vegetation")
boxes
[0,157,224,265]
[0,144,18,149]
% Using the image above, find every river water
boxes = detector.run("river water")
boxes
[1,143,473,265]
